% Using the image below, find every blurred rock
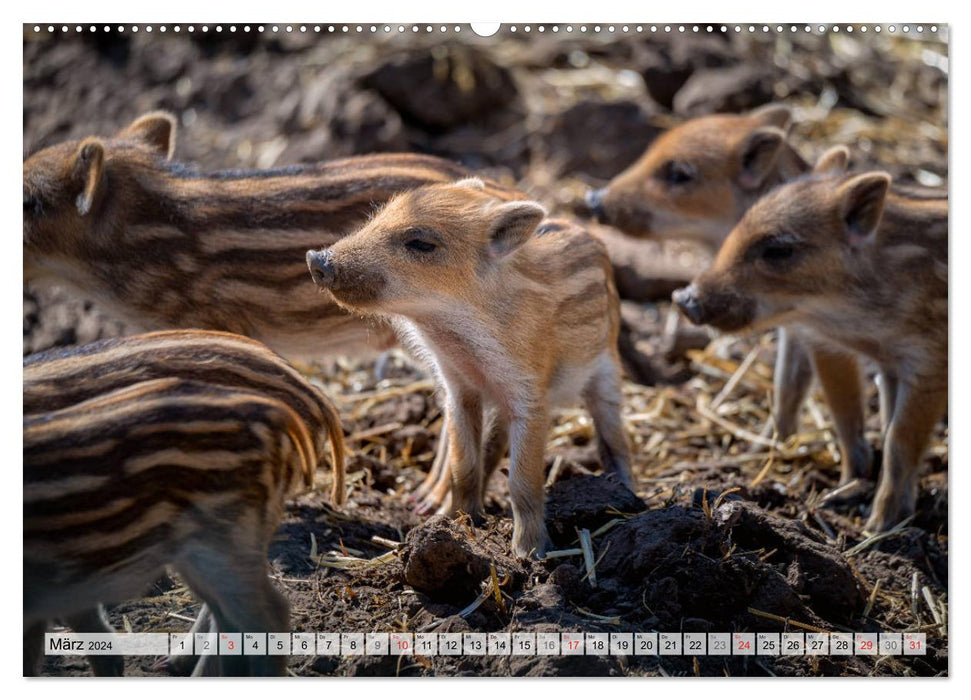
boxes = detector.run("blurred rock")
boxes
[277,68,407,161]
[361,45,518,130]
[641,35,736,110]
[673,64,777,116]
[541,100,660,180]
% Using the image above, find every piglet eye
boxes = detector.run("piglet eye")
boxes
[660,160,696,186]
[760,240,798,266]
[405,238,436,254]
[748,232,804,269]
[763,244,793,262]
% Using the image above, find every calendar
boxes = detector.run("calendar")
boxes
[45,631,928,657]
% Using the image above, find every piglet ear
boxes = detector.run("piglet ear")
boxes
[748,103,792,130]
[117,111,177,160]
[487,200,546,258]
[453,177,486,191]
[73,138,105,216]
[813,145,850,176]
[738,127,786,190]
[838,172,891,247]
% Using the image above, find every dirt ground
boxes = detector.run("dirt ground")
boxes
[25,25,948,677]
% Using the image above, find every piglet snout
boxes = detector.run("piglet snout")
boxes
[673,284,704,325]
[306,249,336,288]
[585,188,607,222]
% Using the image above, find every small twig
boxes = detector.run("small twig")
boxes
[542,548,583,560]
[545,454,565,487]
[166,612,198,624]
[812,511,836,540]
[371,535,402,550]
[579,528,597,588]
[746,607,829,634]
[863,578,884,618]
[574,607,621,624]
[819,479,863,505]
[750,452,775,488]
[590,518,624,539]
[921,586,943,626]
[844,517,915,557]
[457,589,491,619]
[710,343,762,410]
[346,422,403,442]
[489,564,507,615]
[697,396,785,450]
[713,487,742,510]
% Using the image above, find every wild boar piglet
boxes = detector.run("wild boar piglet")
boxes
[308,178,633,557]
[674,159,947,533]
[24,377,343,676]
[586,104,828,445]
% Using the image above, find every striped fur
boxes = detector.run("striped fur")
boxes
[586,105,821,445]
[24,378,324,676]
[681,162,947,534]
[308,180,632,558]
[24,330,345,506]
[23,112,523,359]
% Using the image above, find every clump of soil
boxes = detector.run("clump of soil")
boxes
[545,473,646,542]
[401,515,494,601]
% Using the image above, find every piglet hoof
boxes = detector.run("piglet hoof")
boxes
[512,528,552,560]
[863,505,914,537]
[416,491,448,517]
[606,469,634,492]
[414,499,435,516]
[466,510,487,527]
[431,494,454,517]
[513,539,551,561]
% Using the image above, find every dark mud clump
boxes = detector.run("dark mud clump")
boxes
[401,515,493,601]
[545,473,646,543]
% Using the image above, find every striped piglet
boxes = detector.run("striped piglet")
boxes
[24,332,345,676]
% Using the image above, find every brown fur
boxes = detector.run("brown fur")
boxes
[24,378,325,676]
[23,332,346,676]
[308,180,632,557]
[24,329,346,506]
[676,165,947,533]
[23,112,523,359]
[587,105,826,443]
[587,104,806,247]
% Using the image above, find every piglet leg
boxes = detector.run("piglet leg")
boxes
[876,371,900,434]
[445,389,485,522]
[772,327,815,440]
[866,383,945,533]
[583,352,633,488]
[508,410,552,559]
[812,347,873,483]
[414,416,449,502]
